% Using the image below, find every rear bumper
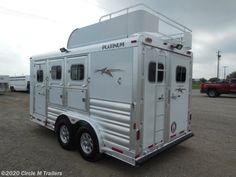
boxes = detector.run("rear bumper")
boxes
[136,132,194,165]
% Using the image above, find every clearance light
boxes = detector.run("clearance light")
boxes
[187,51,192,55]
[60,47,69,53]
[148,144,154,149]
[145,37,152,43]
[112,147,123,154]
[136,130,140,140]
[170,44,183,50]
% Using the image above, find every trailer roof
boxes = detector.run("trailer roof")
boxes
[67,4,192,49]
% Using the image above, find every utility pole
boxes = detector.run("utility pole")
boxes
[217,50,221,79]
[223,66,228,79]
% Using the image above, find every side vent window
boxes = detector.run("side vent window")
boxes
[157,63,164,82]
[176,66,186,82]
[51,66,62,80]
[71,64,84,81]
[37,70,43,82]
[148,62,156,83]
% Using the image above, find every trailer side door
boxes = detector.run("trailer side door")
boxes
[66,56,88,111]
[48,59,64,107]
[34,62,47,117]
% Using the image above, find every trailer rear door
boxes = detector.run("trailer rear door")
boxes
[169,53,191,139]
[143,46,167,148]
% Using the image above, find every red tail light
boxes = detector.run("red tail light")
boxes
[112,147,123,154]
[136,130,140,140]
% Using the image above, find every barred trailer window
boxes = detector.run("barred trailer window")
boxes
[71,64,84,81]
[37,70,43,82]
[51,66,62,80]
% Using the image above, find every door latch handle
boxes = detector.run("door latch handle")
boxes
[171,94,177,99]
[60,95,63,99]
[158,94,164,100]
[82,98,86,102]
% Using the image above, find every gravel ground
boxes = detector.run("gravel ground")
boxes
[0,90,235,177]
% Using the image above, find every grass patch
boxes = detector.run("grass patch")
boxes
[192,83,200,89]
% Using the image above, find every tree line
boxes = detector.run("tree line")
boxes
[195,71,236,83]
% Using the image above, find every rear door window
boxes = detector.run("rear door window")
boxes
[157,63,164,82]
[176,66,186,82]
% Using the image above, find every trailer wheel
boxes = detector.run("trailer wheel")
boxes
[207,89,217,97]
[76,125,100,162]
[56,119,75,150]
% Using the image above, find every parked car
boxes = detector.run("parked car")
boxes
[200,78,236,97]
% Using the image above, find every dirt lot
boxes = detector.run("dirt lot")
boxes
[0,91,235,177]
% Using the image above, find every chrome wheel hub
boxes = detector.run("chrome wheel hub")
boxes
[60,125,70,144]
[80,132,93,154]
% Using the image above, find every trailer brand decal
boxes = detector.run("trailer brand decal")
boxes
[95,67,123,77]
[171,122,177,133]
[175,88,186,93]
[102,42,125,50]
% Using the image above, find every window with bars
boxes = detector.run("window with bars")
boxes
[71,64,84,81]
[51,66,62,80]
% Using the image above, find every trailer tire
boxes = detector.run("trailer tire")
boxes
[56,119,75,150]
[76,125,100,162]
[207,89,217,97]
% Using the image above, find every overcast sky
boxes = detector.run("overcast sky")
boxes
[0,0,235,79]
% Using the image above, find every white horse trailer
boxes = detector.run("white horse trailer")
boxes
[0,75,9,94]
[30,4,193,166]
[9,75,30,92]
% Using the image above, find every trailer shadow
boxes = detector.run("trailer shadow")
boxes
[217,94,236,99]
[96,144,194,175]
[29,125,56,141]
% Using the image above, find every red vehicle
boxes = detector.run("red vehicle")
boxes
[200,78,236,97]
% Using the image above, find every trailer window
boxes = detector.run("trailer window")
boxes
[37,70,43,82]
[51,66,62,80]
[176,66,186,82]
[157,63,164,82]
[148,62,156,82]
[71,64,84,81]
